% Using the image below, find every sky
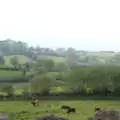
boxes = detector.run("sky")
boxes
[0,0,120,51]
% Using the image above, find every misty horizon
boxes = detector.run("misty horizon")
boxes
[0,0,120,51]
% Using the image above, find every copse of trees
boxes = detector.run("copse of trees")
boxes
[0,56,5,64]
[64,66,120,96]
[0,63,120,100]
[26,64,120,97]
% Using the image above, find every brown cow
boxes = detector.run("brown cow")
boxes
[31,99,40,107]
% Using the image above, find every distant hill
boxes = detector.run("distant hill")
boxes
[3,51,120,66]
[4,55,67,66]
[37,55,66,63]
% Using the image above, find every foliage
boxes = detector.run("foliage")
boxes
[0,76,29,83]
[10,56,18,67]
[1,39,120,97]
[0,56,5,64]
[65,66,120,95]
[54,62,69,72]
[66,47,80,67]
[0,84,14,95]
[33,59,55,74]
[31,74,54,94]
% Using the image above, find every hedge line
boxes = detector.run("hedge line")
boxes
[0,76,29,83]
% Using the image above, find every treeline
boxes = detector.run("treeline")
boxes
[0,39,66,59]
[0,76,29,83]
[64,66,120,96]
[0,65,120,101]
[0,39,82,67]
[29,65,120,97]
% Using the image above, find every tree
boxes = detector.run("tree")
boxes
[64,66,120,94]
[110,53,120,65]
[13,41,28,53]
[54,62,69,72]
[33,59,55,74]
[0,56,5,64]
[23,63,31,71]
[10,56,18,67]
[44,59,55,71]
[1,84,14,96]
[66,47,79,67]
[35,45,41,52]
[31,74,53,95]
[33,60,47,74]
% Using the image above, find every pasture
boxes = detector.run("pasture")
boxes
[0,99,120,120]
[46,56,66,63]
[4,55,33,65]
[0,71,21,77]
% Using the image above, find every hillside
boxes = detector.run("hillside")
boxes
[78,51,119,64]
[37,55,66,63]
[4,51,119,66]
[0,40,120,66]
[4,55,34,66]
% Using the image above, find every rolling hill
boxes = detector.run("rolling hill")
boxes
[4,55,34,66]
[3,51,119,66]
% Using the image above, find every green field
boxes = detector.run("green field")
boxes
[46,56,66,63]
[0,100,119,120]
[0,71,21,77]
[4,55,67,65]
[4,55,33,65]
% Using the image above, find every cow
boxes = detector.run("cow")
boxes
[61,105,76,114]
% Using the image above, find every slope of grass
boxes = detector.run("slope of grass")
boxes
[85,52,115,58]
[0,100,119,120]
[4,55,33,65]
[0,70,21,77]
[46,56,66,63]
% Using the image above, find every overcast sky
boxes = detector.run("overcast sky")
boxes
[0,0,120,51]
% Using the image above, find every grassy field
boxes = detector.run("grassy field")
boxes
[46,56,66,63]
[0,70,21,77]
[0,100,119,120]
[4,55,33,65]
[4,52,116,65]
[86,52,115,57]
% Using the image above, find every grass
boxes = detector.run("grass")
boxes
[0,70,21,77]
[0,100,119,120]
[47,56,66,63]
[0,65,14,68]
[4,55,33,65]
[86,52,115,58]
[4,55,66,65]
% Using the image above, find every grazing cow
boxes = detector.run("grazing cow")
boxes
[31,99,40,107]
[61,105,76,114]
[94,107,102,112]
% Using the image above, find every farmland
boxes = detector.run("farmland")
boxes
[0,99,120,120]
